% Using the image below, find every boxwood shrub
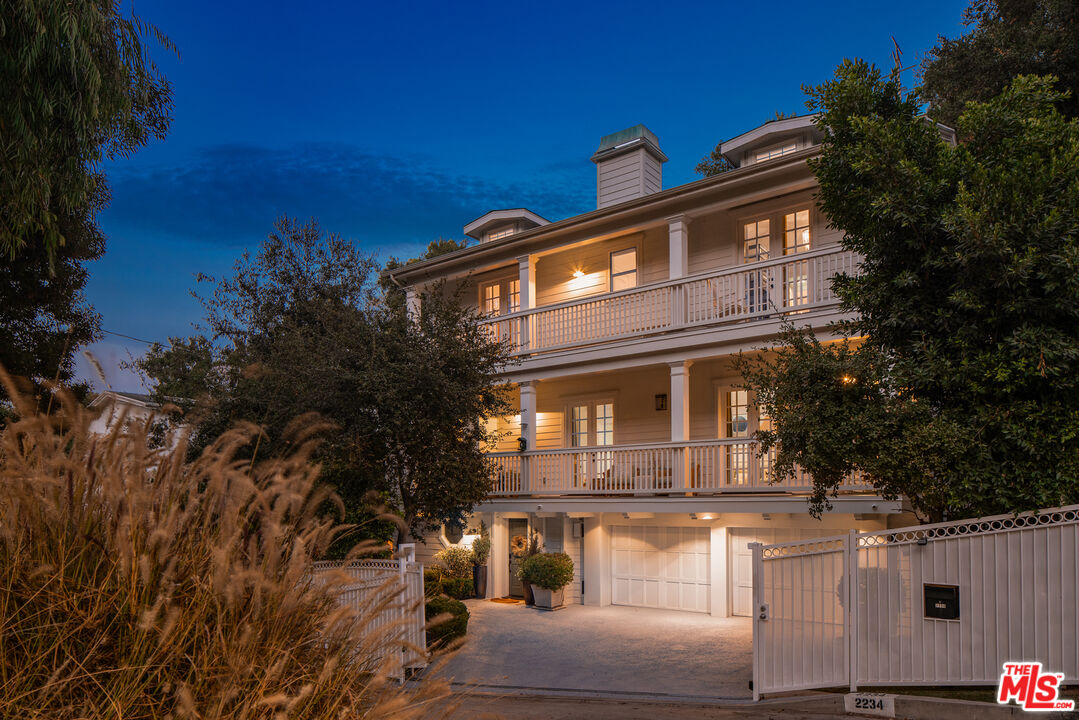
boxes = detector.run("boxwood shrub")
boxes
[425,596,469,648]
[518,552,574,591]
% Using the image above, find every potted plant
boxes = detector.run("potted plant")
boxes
[518,552,574,610]
[512,531,540,605]
[470,522,491,599]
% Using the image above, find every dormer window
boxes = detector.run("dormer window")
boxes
[487,226,516,242]
[754,142,798,163]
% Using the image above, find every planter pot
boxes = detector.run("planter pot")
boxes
[531,585,565,610]
[522,580,534,606]
[472,565,487,599]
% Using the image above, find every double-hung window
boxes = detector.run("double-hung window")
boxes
[610,248,637,291]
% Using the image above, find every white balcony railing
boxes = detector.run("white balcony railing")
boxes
[487,439,871,497]
[483,247,859,354]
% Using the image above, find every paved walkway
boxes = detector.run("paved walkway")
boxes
[438,600,754,699]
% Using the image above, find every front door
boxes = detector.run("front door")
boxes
[508,518,528,598]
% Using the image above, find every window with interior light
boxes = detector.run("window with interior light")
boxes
[481,282,500,315]
[783,209,811,307]
[743,219,771,263]
[610,248,637,291]
[480,277,520,315]
[755,141,798,163]
[487,226,516,242]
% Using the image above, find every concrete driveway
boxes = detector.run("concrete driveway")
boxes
[438,600,753,699]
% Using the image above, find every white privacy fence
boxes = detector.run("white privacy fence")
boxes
[483,247,859,354]
[751,505,1079,699]
[311,545,426,680]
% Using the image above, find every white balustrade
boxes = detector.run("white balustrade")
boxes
[480,248,859,354]
[488,439,871,497]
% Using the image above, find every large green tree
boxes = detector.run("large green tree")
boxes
[739,64,1079,522]
[1,0,175,256]
[921,0,1079,129]
[1,1,175,408]
[133,217,510,540]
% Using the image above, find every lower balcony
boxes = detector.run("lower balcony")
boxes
[487,439,870,497]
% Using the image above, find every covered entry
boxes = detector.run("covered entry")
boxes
[610,525,709,612]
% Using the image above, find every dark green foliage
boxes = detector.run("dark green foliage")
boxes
[132,216,511,539]
[0,217,102,406]
[1,0,175,257]
[741,63,1079,522]
[423,567,474,600]
[694,145,736,177]
[424,596,469,648]
[921,0,1079,129]
[517,552,574,591]
[439,576,473,600]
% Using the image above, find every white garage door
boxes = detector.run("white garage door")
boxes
[729,528,833,616]
[610,525,709,613]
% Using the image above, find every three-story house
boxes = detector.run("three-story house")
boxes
[388,117,902,618]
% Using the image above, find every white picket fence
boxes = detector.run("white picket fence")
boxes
[751,505,1079,699]
[311,544,427,679]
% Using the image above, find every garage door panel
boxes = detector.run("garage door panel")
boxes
[610,525,709,613]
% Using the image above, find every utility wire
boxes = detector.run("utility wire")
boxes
[101,329,160,345]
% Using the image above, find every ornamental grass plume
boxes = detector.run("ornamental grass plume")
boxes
[0,368,452,719]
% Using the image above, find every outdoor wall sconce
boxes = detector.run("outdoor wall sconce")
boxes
[655,393,668,411]
[517,436,527,452]
[572,269,585,279]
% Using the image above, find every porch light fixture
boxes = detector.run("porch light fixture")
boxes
[690,512,716,521]
[655,393,668,411]
[572,268,585,279]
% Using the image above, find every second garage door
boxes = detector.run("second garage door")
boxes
[729,527,834,616]
[610,525,709,613]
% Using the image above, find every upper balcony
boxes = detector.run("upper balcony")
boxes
[482,245,859,357]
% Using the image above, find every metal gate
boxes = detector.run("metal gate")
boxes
[752,505,1079,699]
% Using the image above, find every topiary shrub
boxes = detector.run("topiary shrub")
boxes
[434,546,472,579]
[425,595,469,648]
[518,552,574,591]
[469,534,491,566]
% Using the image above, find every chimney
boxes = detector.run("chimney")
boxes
[591,125,667,209]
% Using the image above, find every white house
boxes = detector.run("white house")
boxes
[389,117,906,617]
[87,391,165,436]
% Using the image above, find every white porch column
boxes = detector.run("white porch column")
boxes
[519,380,537,493]
[405,287,420,321]
[710,525,729,617]
[670,360,692,490]
[490,514,509,598]
[517,254,536,310]
[582,515,610,606]
[667,214,691,280]
[517,255,535,351]
[669,360,692,442]
[519,380,537,450]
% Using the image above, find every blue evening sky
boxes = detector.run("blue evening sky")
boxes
[84,0,970,391]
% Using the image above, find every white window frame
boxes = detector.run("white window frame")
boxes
[609,247,638,292]
[754,141,799,163]
[479,275,520,316]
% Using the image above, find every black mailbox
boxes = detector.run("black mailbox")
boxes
[924,583,960,620]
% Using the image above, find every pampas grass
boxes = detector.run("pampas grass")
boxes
[0,370,452,719]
